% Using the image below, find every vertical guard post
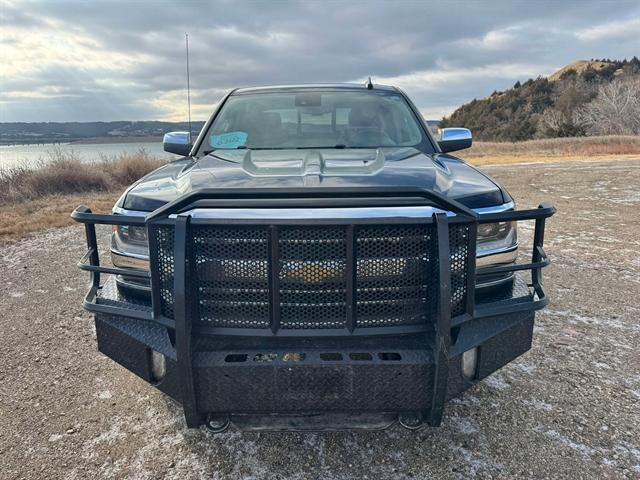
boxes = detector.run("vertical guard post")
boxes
[173,215,201,427]
[429,212,452,426]
[77,206,102,302]
[268,225,281,334]
[78,206,101,290]
[345,224,357,333]
[464,220,478,317]
[531,202,548,294]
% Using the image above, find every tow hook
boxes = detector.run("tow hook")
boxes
[205,413,230,433]
[398,412,423,430]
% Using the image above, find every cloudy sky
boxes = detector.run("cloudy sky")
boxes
[1,0,639,123]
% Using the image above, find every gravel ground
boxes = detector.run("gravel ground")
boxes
[1,159,639,480]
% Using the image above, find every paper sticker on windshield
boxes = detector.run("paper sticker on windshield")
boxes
[210,131,248,149]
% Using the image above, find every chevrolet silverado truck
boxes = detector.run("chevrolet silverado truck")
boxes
[72,83,555,432]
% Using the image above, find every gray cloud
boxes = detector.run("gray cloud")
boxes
[1,0,639,121]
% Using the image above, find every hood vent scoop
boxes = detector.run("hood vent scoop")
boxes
[242,149,385,177]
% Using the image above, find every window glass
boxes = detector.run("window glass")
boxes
[205,90,429,151]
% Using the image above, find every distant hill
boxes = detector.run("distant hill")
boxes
[0,121,205,145]
[548,60,613,81]
[440,58,640,141]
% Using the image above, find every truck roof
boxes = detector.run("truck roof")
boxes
[233,83,399,95]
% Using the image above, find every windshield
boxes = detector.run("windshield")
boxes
[200,89,431,152]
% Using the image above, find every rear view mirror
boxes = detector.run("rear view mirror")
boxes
[163,131,192,156]
[438,128,472,153]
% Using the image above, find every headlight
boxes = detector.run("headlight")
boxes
[115,224,148,245]
[111,224,149,269]
[477,221,517,256]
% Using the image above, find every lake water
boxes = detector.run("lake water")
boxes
[0,141,176,170]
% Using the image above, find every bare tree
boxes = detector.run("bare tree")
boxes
[539,109,566,132]
[574,79,640,135]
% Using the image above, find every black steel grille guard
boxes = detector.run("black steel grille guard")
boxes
[72,187,555,331]
[71,186,555,427]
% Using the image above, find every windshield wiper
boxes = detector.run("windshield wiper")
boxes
[201,145,248,156]
[294,144,349,149]
[206,145,375,152]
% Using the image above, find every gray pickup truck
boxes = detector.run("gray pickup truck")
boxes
[73,83,555,432]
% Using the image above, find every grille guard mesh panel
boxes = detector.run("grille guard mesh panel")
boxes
[150,221,470,332]
[279,226,348,329]
[355,224,438,327]
[449,224,471,318]
[193,225,270,329]
[152,224,175,319]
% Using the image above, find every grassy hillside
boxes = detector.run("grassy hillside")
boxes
[440,58,640,141]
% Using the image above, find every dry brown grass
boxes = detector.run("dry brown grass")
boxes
[463,135,640,165]
[0,148,164,205]
[0,148,164,243]
[0,193,119,243]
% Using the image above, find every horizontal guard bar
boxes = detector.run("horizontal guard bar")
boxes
[72,206,147,226]
[193,323,432,338]
[145,187,479,221]
[77,246,151,279]
[476,258,550,276]
[474,296,549,319]
[82,299,155,322]
[72,200,556,228]
[78,263,151,278]
[478,204,556,223]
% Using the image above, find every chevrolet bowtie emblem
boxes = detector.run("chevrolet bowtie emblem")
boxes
[285,264,338,283]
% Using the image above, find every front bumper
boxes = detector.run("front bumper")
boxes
[95,275,536,431]
[72,186,555,431]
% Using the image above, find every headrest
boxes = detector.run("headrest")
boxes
[262,111,282,130]
[348,105,379,128]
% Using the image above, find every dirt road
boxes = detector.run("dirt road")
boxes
[1,159,639,479]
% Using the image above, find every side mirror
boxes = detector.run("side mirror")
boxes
[438,128,472,153]
[163,131,192,156]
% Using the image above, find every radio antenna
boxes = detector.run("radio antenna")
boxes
[185,33,192,143]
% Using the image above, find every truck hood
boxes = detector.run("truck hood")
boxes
[120,147,507,211]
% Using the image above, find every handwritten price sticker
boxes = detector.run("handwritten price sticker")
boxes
[210,131,248,149]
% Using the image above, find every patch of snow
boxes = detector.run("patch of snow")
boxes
[523,399,553,412]
[540,429,597,458]
[82,421,128,461]
[48,433,64,442]
[448,445,503,478]
[591,361,612,370]
[547,309,638,332]
[608,190,640,205]
[451,416,479,434]
[451,394,481,407]
[510,362,536,375]
[483,373,509,391]
[96,390,113,400]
